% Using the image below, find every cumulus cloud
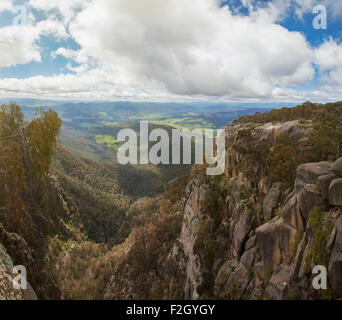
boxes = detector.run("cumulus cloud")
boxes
[239,0,342,21]
[0,0,341,102]
[0,25,41,67]
[0,0,13,13]
[0,17,70,68]
[0,69,171,101]
[0,1,70,68]
[292,0,342,20]
[52,48,89,65]
[35,19,69,40]
[315,39,342,86]
[28,0,91,24]
[65,0,315,98]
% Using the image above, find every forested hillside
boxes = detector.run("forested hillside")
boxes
[0,103,191,299]
[99,101,342,300]
[1,101,342,300]
[0,104,64,299]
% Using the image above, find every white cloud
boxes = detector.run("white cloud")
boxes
[65,0,315,98]
[276,0,342,21]
[0,25,41,67]
[0,69,172,101]
[0,0,13,13]
[35,19,69,40]
[1,68,341,103]
[28,0,91,24]
[0,3,69,68]
[315,39,342,85]
[238,0,342,22]
[0,0,341,102]
[52,48,89,65]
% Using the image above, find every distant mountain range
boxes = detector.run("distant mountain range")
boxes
[11,100,279,127]
[1,99,296,164]
[1,98,295,116]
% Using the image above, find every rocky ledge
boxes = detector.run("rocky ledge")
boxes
[0,243,24,300]
[174,120,342,300]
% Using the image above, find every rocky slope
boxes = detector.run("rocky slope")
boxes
[168,120,342,300]
[0,244,24,300]
[0,171,81,300]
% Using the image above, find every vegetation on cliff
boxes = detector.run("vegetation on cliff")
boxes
[0,104,64,298]
[233,101,342,188]
[1,101,342,300]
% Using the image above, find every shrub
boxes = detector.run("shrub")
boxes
[304,207,333,273]
[267,134,299,188]
[288,282,302,300]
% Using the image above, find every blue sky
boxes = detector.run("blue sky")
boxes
[0,0,341,103]
[221,0,342,49]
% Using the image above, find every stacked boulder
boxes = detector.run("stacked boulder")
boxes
[0,243,24,300]
[190,120,342,300]
[329,158,342,206]
[279,158,342,233]
[256,158,342,299]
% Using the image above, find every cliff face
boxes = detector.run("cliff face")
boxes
[171,120,342,300]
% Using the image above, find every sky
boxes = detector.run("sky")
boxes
[0,0,341,103]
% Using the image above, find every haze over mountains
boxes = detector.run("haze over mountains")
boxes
[8,99,283,123]
[1,99,283,163]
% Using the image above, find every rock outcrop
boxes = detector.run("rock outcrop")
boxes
[0,244,24,300]
[331,158,342,177]
[179,181,208,299]
[329,179,342,206]
[329,215,342,296]
[256,217,297,269]
[171,121,342,300]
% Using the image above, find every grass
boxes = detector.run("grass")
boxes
[291,231,303,261]
[304,207,333,274]
[95,135,121,150]
[78,122,100,129]
[150,117,216,132]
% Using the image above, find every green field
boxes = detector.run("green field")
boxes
[150,117,215,131]
[95,135,121,150]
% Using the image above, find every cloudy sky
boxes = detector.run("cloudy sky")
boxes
[0,0,341,103]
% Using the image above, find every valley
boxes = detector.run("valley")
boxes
[1,101,342,300]
[1,0,342,305]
